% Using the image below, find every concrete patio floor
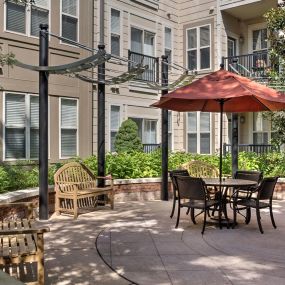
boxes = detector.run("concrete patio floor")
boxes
[43,199,285,285]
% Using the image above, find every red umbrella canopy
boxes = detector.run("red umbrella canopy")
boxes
[152,69,285,112]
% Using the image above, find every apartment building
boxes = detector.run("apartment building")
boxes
[0,0,93,163]
[0,0,278,163]
[96,0,278,156]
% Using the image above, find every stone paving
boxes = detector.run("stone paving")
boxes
[43,200,285,285]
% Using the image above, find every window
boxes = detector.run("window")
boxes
[168,111,172,150]
[4,93,39,160]
[227,37,236,57]
[110,105,120,152]
[60,98,78,158]
[164,27,172,65]
[252,28,268,68]
[253,112,270,144]
[110,9,120,56]
[61,0,78,42]
[187,112,211,154]
[129,117,157,144]
[187,25,211,71]
[131,27,156,81]
[6,0,49,36]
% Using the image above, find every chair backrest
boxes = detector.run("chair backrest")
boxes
[180,160,219,178]
[169,169,189,192]
[175,176,207,200]
[257,177,278,200]
[234,170,263,184]
[54,162,95,192]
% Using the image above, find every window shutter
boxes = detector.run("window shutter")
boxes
[111,9,120,34]
[62,15,77,41]
[165,27,171,49]
[5,94,26,126]
[31,6,49,36]
[62,0,77,16]
[6,1,26,34]
[61,99,77,128]
[111,106,120,130]
[30,129,39,158]
[131,28,143,53]
[61,99,77,157]
[5,128,26,159]
[30,96,39,128]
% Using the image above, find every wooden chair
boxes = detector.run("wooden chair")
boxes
[0,202,50,285]
[54,162,114,219]
[180,160,219,178]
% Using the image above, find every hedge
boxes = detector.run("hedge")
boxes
[0,150,285,193]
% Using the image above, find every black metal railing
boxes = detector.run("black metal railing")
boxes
[222,50,271,82]
[143,143,160,153]
[128,50,159,83]
[223,143,279,156]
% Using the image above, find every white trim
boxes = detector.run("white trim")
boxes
[186,24,211,71]
[186,111,212,154]
[59,97,79,159]
[4,0,51,39]
[109,7,123,57]
[163,25,173,63]
[227,32,239,55]
[60,0,80,47]
[109,104,122,152]
[247,22,267,53]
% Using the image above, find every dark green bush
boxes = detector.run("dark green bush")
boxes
[114,119,143,153]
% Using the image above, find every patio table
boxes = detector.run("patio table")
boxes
[202,178,257,227]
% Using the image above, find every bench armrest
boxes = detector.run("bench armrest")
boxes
[0,227,50,235]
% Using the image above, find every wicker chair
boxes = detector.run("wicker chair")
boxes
[54,162,114,219]
[175,176,219,234]
[180,160,219,179]
[233,177,278,233]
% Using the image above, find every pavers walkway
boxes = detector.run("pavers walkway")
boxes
[44,200,285,285]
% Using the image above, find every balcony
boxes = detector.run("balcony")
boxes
[223,143,279,156]
[220,0,277,20]
[222,50,271,83]
[143,143,160,153]
[128,50,159,83]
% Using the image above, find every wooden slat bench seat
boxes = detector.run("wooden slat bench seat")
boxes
[54,162,114,219]
[0,202,50,285]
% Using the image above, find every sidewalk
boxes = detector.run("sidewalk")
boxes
[44,200,285,285]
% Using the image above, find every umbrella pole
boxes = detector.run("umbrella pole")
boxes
[219,100,225,182]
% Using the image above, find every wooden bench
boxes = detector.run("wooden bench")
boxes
[54,162,114,219]
[0,202,50,285]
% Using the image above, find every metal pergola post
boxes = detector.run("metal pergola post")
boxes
[39,24,49,220]
[161,55,169,201]
[232,113,239,177]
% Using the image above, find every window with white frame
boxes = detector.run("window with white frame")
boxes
[131,27,155,80]
[61,0,78,42]
[110,9,120,56]
[4,93,39,160]
[168,111,172,150]
[253,112,270,144]
[129,117,157,144]
[187,24,211,71]
[187,112,211,154]
[6,0,49,36]
[164,27,172,65]
[110,105,120,152]
[60,98,78,158]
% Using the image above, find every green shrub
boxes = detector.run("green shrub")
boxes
[114,119,143,153]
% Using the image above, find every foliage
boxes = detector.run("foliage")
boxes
[1,151,285,192]
[114,119,143,153]
[264,2,285,146]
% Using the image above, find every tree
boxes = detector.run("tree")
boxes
[0,47,15,89]
[114,119,143,153]
[264,1,285,146]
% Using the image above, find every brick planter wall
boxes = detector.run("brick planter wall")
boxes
[0,177,284,219]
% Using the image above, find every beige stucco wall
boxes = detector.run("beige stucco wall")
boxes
[0,0,94,162]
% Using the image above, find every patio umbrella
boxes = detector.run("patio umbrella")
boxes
[152,68,285,181]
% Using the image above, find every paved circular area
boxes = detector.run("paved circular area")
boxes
[96,200,285,285]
